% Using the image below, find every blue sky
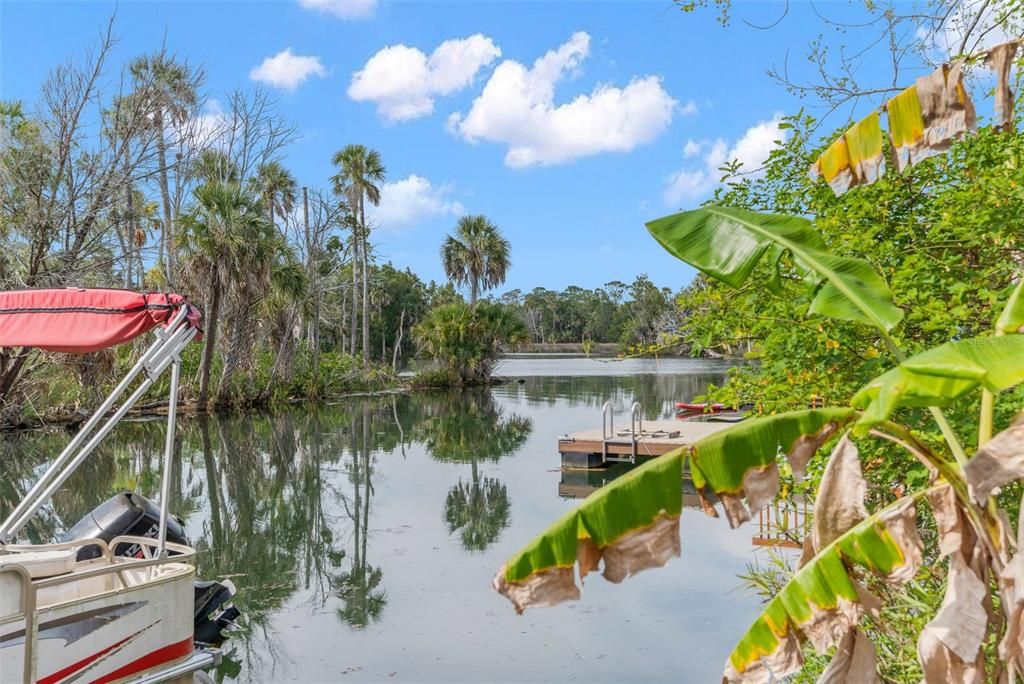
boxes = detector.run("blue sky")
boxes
[1,0,904,295]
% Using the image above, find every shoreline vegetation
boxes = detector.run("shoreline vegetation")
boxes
[0,25,683,432]
[3,341,711,433]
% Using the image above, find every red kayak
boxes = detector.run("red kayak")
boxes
[675,402,726,412]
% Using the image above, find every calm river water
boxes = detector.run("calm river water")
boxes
[0,357,770,683]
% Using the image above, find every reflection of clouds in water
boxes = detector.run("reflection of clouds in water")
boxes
[0,360,761,683]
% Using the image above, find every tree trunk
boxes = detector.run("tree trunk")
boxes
[154,109,175,284]
[392,309,405,371]
[305,188,321,388]
[339,280,349,354]
[197,269,221,411]
[360,198,369,364]
[123,152,136,288]
[216,295,258,408]
[350,231,359,358]
[114,220,131,289]
[470,279,479,308]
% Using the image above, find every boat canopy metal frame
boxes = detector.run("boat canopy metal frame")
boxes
[0,300,198,555]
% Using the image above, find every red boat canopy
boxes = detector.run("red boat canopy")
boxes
[0,289,201,353]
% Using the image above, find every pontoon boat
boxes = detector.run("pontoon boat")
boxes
[0,289,238,683]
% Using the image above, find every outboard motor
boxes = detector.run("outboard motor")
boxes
[61,491,187,560]
[62,491,240,646]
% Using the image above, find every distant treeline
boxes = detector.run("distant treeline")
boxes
[489,275,680,347]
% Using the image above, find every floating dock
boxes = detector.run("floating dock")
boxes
[558,418,733,469]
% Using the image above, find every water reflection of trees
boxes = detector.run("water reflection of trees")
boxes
[494,372,729,420]
[0,391,531,674]
[419,390,530,552]
[332,404,386,628]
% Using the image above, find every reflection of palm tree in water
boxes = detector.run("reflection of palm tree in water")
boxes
[422,390,530,552]
[333,404,386,628]
[444,459,510,552]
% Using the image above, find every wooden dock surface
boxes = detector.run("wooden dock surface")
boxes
[558,419,734,466]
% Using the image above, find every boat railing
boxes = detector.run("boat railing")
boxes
[1,536,198,682]
[0,563,36,682]
[2,536,113,561]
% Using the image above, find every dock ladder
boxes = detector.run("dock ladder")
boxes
[601,401,642,464]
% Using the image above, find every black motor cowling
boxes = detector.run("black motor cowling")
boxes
[60,491,187,560]
[62,491,239,646]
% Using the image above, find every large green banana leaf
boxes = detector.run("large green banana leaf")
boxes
[690,407,856,526]
[645,206,904,331]
[724,492,925,683]
[494,450,684,613]
[851,335,1024,429]
[493,408,855,612]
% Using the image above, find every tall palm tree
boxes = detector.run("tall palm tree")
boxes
[130,55,199,285]
[331,145,385,363]
[178,181,275,410]
[252,161,297,230]
[441,215,511,307]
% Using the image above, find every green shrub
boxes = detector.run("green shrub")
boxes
[412,302,527,386]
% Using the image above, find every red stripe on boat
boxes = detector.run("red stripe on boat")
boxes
[37,633,137,684]
[89,637,194,684]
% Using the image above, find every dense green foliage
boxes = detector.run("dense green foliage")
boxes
[412,302,529,386]
[676,115,1024,434]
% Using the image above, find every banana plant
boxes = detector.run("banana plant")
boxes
[492,206,1024,682]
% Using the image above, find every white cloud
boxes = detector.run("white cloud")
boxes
[663,114,786,206]
[249,49,327,91]
[680,100,698,116]
[449,31,677,168]
[297,0,376,20]
[366,175,466,229]
[348,35,501,122]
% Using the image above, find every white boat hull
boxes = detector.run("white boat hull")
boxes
[1,539,211,684]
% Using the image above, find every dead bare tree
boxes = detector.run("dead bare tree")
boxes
[0,18,199,413]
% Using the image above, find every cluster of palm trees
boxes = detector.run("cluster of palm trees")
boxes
[175,144,386,409]
[0,34,527,419]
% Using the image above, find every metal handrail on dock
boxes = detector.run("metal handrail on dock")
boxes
[601,401,642,464]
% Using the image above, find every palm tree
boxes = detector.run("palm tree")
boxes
[190,149,238,186]
[261,245,307,401]
[252,161,297,230]
[331,145,386,363]
[129,55,200,285]
[441,215,511,307]
[177,182,275,410]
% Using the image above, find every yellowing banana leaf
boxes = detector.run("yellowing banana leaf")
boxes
[494,409,855,612]
[645,206,903,331]
[690,407,856,527]
[996,279,1024,335]
[724,493,925,683]
[493,450,684,613]
[851,335,1024,429]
